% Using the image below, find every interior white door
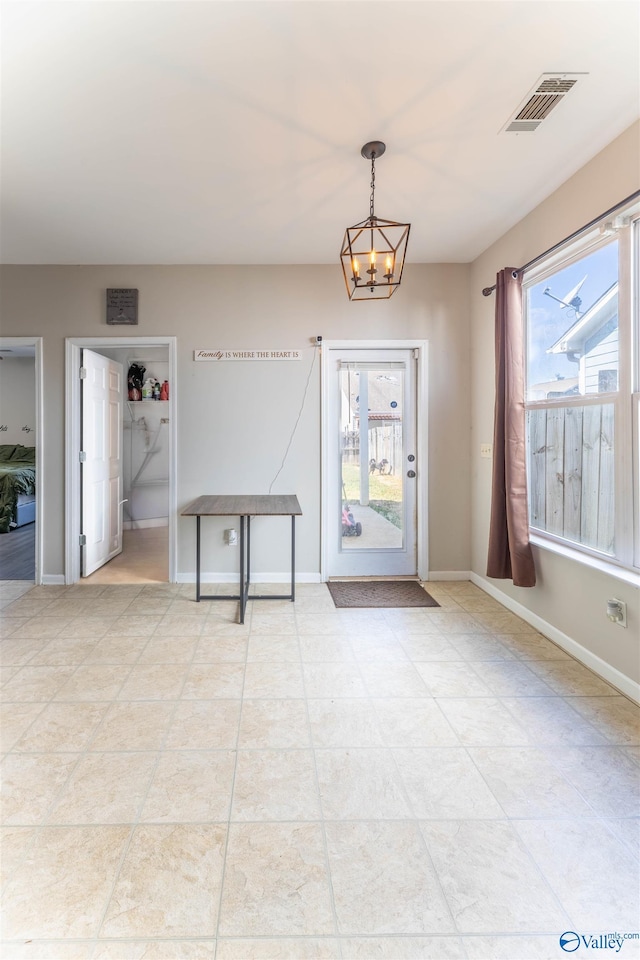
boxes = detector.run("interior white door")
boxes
[81,349,124,576]
[326,348,418,577]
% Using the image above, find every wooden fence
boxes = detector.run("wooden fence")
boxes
[527,403,614,554]
[342,424,403,475]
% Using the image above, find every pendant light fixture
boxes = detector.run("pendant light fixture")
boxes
[340,141,410,300]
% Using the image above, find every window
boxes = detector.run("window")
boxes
[523,199,639,571]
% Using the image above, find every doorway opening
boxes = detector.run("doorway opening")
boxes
[321,341,428,581]
[0,337,43,584]
[65,337,177,584]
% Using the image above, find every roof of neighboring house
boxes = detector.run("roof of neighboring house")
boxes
[342,372,403,424]
[528,377,580,400]
[547,282,618,355]
[355,413,402,422]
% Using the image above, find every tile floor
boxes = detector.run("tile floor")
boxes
[83,528,168,585]
[0,578,638,960]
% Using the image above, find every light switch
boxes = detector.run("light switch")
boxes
[480,444,493,459]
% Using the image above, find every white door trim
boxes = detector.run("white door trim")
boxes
[321,339,428,582]
[65,336,178,584]
[0,337,44,584]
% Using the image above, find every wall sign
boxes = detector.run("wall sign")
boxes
[106,288,139,325]
[194,349,301,361]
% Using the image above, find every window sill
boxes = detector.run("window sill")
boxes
[529,533,640,588]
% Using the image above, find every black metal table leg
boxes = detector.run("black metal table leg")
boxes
[291,515,295,602]
[196,515,201,602]
[247,515,251,588]
[239,515,245,623]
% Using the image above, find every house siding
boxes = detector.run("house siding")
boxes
[583,319,618,393]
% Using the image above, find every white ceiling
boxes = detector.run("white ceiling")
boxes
[2,1,638,265]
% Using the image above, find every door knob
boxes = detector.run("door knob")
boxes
[407,470,416,478]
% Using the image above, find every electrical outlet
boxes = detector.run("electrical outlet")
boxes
[606,598,627,627]
[480,444,493,459]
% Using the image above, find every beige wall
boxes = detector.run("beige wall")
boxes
[470,121,640,685]
[0,356,36,444]
[0,262,471,579]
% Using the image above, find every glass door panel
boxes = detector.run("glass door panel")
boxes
[340,363,405,552]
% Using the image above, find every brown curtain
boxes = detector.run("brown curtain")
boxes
[486,268,536,587]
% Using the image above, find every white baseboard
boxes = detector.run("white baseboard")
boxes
[123,518,169,530]
[428,570,473,581]
[42,574,66,585]
[470,572,640,704]
[177,572,323,584]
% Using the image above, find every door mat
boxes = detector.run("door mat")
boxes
[327,580,440,608]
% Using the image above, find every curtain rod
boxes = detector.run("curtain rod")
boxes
[481,189,640,296]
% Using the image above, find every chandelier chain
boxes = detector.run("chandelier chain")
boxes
[369,155,376,219]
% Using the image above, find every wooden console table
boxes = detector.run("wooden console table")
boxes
[181,494,302,623]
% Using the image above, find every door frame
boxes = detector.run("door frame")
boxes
[65,336,178,584]
[321,339,429,582]
[0,337,44,584]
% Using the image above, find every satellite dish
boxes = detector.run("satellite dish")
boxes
[543,275,587,317]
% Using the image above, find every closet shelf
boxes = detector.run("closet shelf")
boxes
[127,358,169,364]
[129,479,170,488]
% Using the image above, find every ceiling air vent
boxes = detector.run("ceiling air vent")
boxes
[502,73,586,133]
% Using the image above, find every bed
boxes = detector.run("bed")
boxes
[0,444,36,534]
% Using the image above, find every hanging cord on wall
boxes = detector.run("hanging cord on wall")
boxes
[268,346,318,494]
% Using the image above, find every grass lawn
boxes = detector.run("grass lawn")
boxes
[342,463,403,528]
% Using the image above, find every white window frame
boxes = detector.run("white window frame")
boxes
[523,205,639,576]
[633,219,640,569]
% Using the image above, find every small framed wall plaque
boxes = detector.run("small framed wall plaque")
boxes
[106,288,138,325]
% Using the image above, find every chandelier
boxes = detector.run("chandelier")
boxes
[340,141,410,300]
